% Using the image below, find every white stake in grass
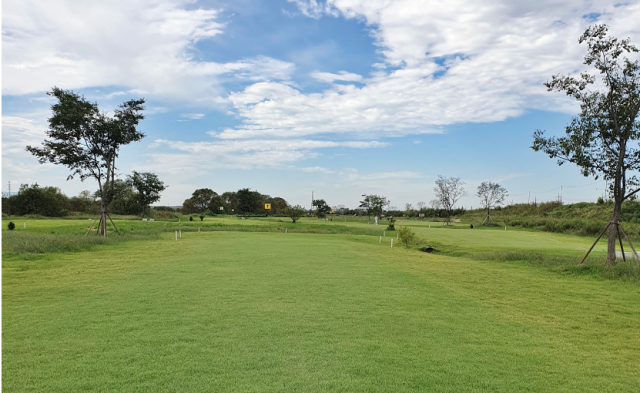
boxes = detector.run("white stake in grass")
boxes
[286,228,288,233]
[24,223,26,229]
[175,231,178,241]
[379,236,381,244]
[384,231,386,237]
[391,239,393,248]
[179,230,182,238]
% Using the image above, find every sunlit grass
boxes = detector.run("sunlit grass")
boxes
[3,231,640,392]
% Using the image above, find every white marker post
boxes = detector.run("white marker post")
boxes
[175,231,178,241]
[379,236,381,244]
[397,233,399,239]
[384,231,386,237]
[179,230,182,238]
[391,239,393,248]
[505,226,507,231]
[429,224,430,228]
[24,223,26,229]
[286,228,288,233]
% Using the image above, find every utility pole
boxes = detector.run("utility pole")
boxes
[7,181,11,215]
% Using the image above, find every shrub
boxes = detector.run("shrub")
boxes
[8,221,16,230]
[397,226,416,247]
[386,216,396,231]
[199,215,205,221]
[189,216,193,221]
[283,205,306,223]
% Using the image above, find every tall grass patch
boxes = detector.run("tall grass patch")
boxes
[472,250,640,283]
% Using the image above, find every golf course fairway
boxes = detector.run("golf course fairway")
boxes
[3,229,640,392]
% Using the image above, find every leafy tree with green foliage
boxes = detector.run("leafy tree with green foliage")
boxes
[221,191,238,212]
[266,197,288,214]
[283,205,306,223]
[476,181,507,225]
[237,188,261,216]
[360,194,390,222]
[127,171,166,217]
[191,188,217,213]
[94,179,139,216]
[26,87,145,235]
[10,183,70,217]
[532,25,640,265]
[434,176,466,225]
[69,190,98,214]
[312,199,331,218]
[207,194,225,214]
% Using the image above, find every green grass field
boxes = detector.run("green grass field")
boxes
[3,218,640,391]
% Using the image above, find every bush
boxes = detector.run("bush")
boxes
[199,215,205,221]
[397,226,416,247]
[189,216,193,221]
[283,205,306,223]
[8,221,16,230]
[386,216,396,231]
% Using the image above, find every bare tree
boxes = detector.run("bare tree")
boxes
[429,199,440,220]
[404,203,413,211]
[416,201,426,211]
[476,181,507,225]
[434,175,467,225]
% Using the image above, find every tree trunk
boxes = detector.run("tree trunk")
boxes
[607,199,622,265]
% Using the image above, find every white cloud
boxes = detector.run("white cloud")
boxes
[221,0,640,139]
[1,116,72,190]
[2,0,294,104]
[2,116,46,156]
[311,70,363,83]
[180,113,205,120]
[144,138,387,172]
[288,0,341,19]
[300,166,335,173]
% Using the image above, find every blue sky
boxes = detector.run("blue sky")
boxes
[3,0,639,208]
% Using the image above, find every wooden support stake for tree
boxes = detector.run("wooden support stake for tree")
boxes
[616,223,626,262]
[106,213,121,235]
[618,224,640,263]
[85,218,98,236]
[95,217,103,235]
[579,221,612,265]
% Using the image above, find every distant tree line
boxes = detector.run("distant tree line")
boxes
[181,188,288,216]
[3,171,165,218]
[2,184,97,217]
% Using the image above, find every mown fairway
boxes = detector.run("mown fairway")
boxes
[3,221,640,392]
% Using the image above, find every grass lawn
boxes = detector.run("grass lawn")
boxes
[3,224,640,392]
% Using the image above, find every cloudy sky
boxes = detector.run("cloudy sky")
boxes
[3,0,639,208]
